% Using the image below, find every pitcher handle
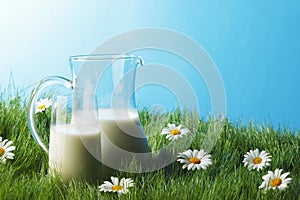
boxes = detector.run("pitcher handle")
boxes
[27,76,73,153]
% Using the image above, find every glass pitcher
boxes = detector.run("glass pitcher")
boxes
[28,54,151,181]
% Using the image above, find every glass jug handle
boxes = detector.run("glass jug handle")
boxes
[27,76,72,153]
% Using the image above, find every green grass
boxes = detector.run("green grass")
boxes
[0,94,300,200]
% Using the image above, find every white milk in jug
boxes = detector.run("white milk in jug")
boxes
[98,108,151,178]
[49,125,101,182]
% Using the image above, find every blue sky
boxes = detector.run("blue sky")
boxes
[0,0,300,129]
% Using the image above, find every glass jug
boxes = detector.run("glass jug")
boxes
[28,54,151,181]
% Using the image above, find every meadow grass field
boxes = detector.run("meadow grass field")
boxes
[0,92,299,200]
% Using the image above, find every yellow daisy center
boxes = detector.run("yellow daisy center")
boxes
[39,104,46,110]
[253,157,262,164]
[171,129,181,135]
[0,147,5,156]
[269,178,282,187]
[189,157,201,164]
[112,185,123,191]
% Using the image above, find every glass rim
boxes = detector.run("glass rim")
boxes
[68,54,141,62]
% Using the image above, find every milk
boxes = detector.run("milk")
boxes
[98,108,151,179]
[49,125,101,182]
[49,108,151,181]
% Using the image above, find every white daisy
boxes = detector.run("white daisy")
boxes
[259,168,292,191]
[99,176,134,196]
[35,98,52,113]
[0,137,16,163]
[161,123,190,141]
[243,149,271,171]
[177,149,212,170]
